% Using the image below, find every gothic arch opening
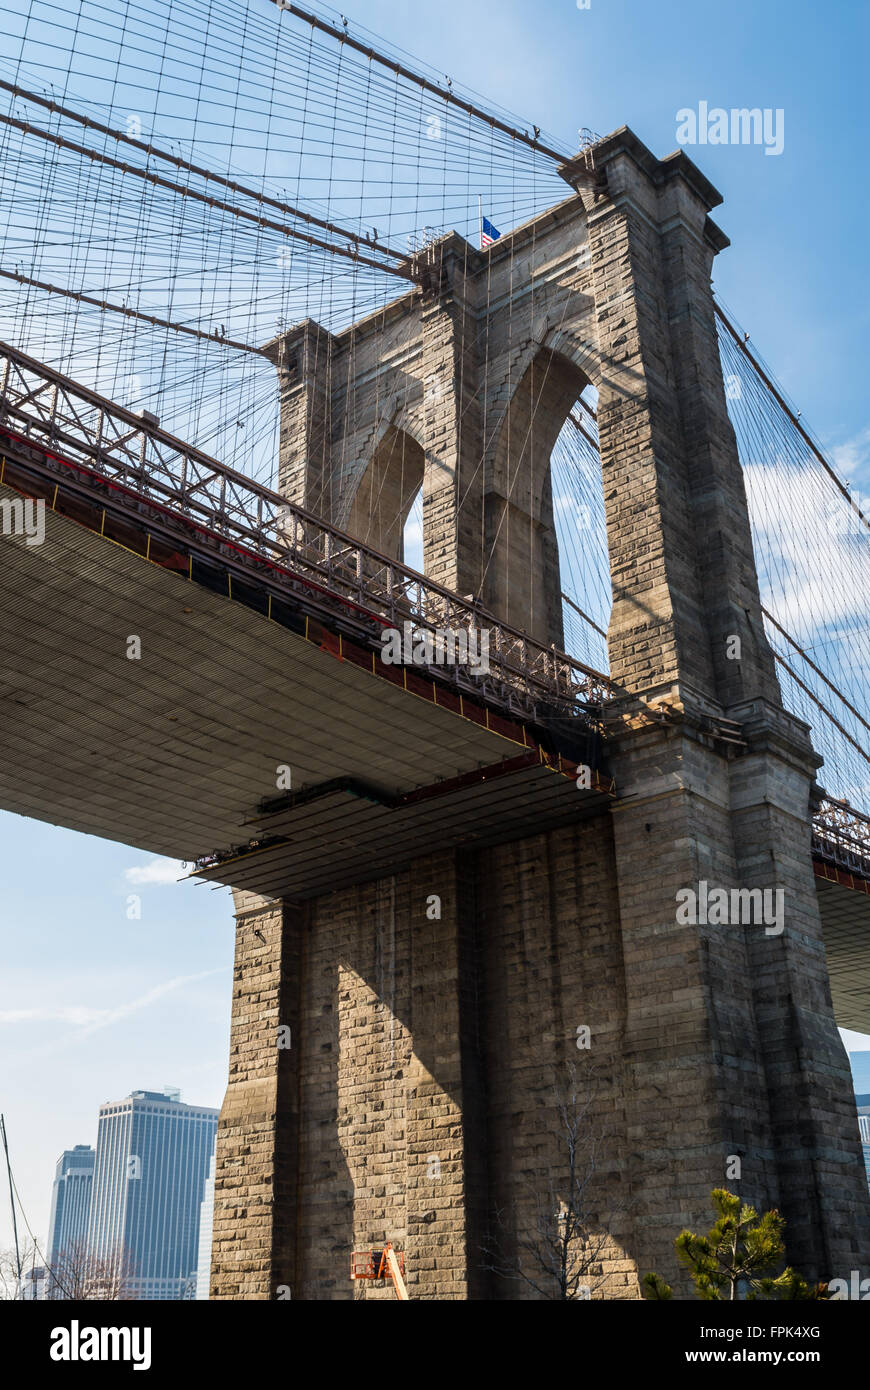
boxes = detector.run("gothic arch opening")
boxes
[402,485,424,572]
[485,347,612,664]
[551,384,612,673]
[346,424,425,564]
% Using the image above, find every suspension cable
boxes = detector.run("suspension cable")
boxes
[0,267,269,356]
[762,606,870,737]
[0,98,414,281]
[714,302,870,533]
[269,1,569,164]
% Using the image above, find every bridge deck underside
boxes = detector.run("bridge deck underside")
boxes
[191,765,610,900]
[815,876,870,1033]
[0,485,546,861]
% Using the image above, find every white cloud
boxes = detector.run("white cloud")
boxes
[829,425,870,488]
[0,1006,108,1026]
[743,460,870,641]
[0,969,227,1042]
[124,858,186,886]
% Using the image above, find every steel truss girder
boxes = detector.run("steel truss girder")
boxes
[0,340,611,722]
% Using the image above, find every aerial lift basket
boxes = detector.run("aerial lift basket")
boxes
[350,1242,408,1300]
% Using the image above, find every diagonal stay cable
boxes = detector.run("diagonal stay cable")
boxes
[714,301,870,535]
[0,77,411,264]
[0,96,415,281]
[268,1,570,165]
[762,606,870,737]
[770,650,870,767]
[0,266,269,356]
[561,589,607,640]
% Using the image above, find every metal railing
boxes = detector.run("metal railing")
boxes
[813,796,870,880]
[0,339,612,719]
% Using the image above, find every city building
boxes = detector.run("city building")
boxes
[195,1153,216,1300]
[86,1087,217,1300]
[18,1262,48,1300]
[46,1145,95,1280]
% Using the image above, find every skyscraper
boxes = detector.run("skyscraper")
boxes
[86,1088,217,1300]
[195,1152,216,1300]
[46,1145,95,1274]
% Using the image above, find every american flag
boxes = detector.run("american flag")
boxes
[481,215,501,249]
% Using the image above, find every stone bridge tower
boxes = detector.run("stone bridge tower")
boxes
[211,129,870,1299]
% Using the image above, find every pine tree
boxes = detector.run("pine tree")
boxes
[642,1188,829,1301]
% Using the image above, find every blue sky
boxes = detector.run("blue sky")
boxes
[0,825,234,1252]
[2,0,869,1254]
[360,0,870,462]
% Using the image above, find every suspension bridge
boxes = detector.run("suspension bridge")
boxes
[1,0,868,1300]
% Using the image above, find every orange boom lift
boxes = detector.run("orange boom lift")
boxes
[350,1243,409,1300]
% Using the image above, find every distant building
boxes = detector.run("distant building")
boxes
[86,1088,217,1300]
[195,1153,216,1300]
[46,1145,95,1280]
[857,1093,870,1193]
[18,1262,47,1300]
[849,1050,870,1095]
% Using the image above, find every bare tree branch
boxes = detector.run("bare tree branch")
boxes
[45,1238,137,1300]
[481,1059,632,1300]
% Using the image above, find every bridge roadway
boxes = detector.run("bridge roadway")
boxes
[0,340,867,1029]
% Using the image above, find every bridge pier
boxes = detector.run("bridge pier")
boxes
[212,857,492,1300]
[212,748,869,1298]
[606,704,867,1287]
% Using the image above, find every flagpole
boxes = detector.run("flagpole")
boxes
[478,195,483,250]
